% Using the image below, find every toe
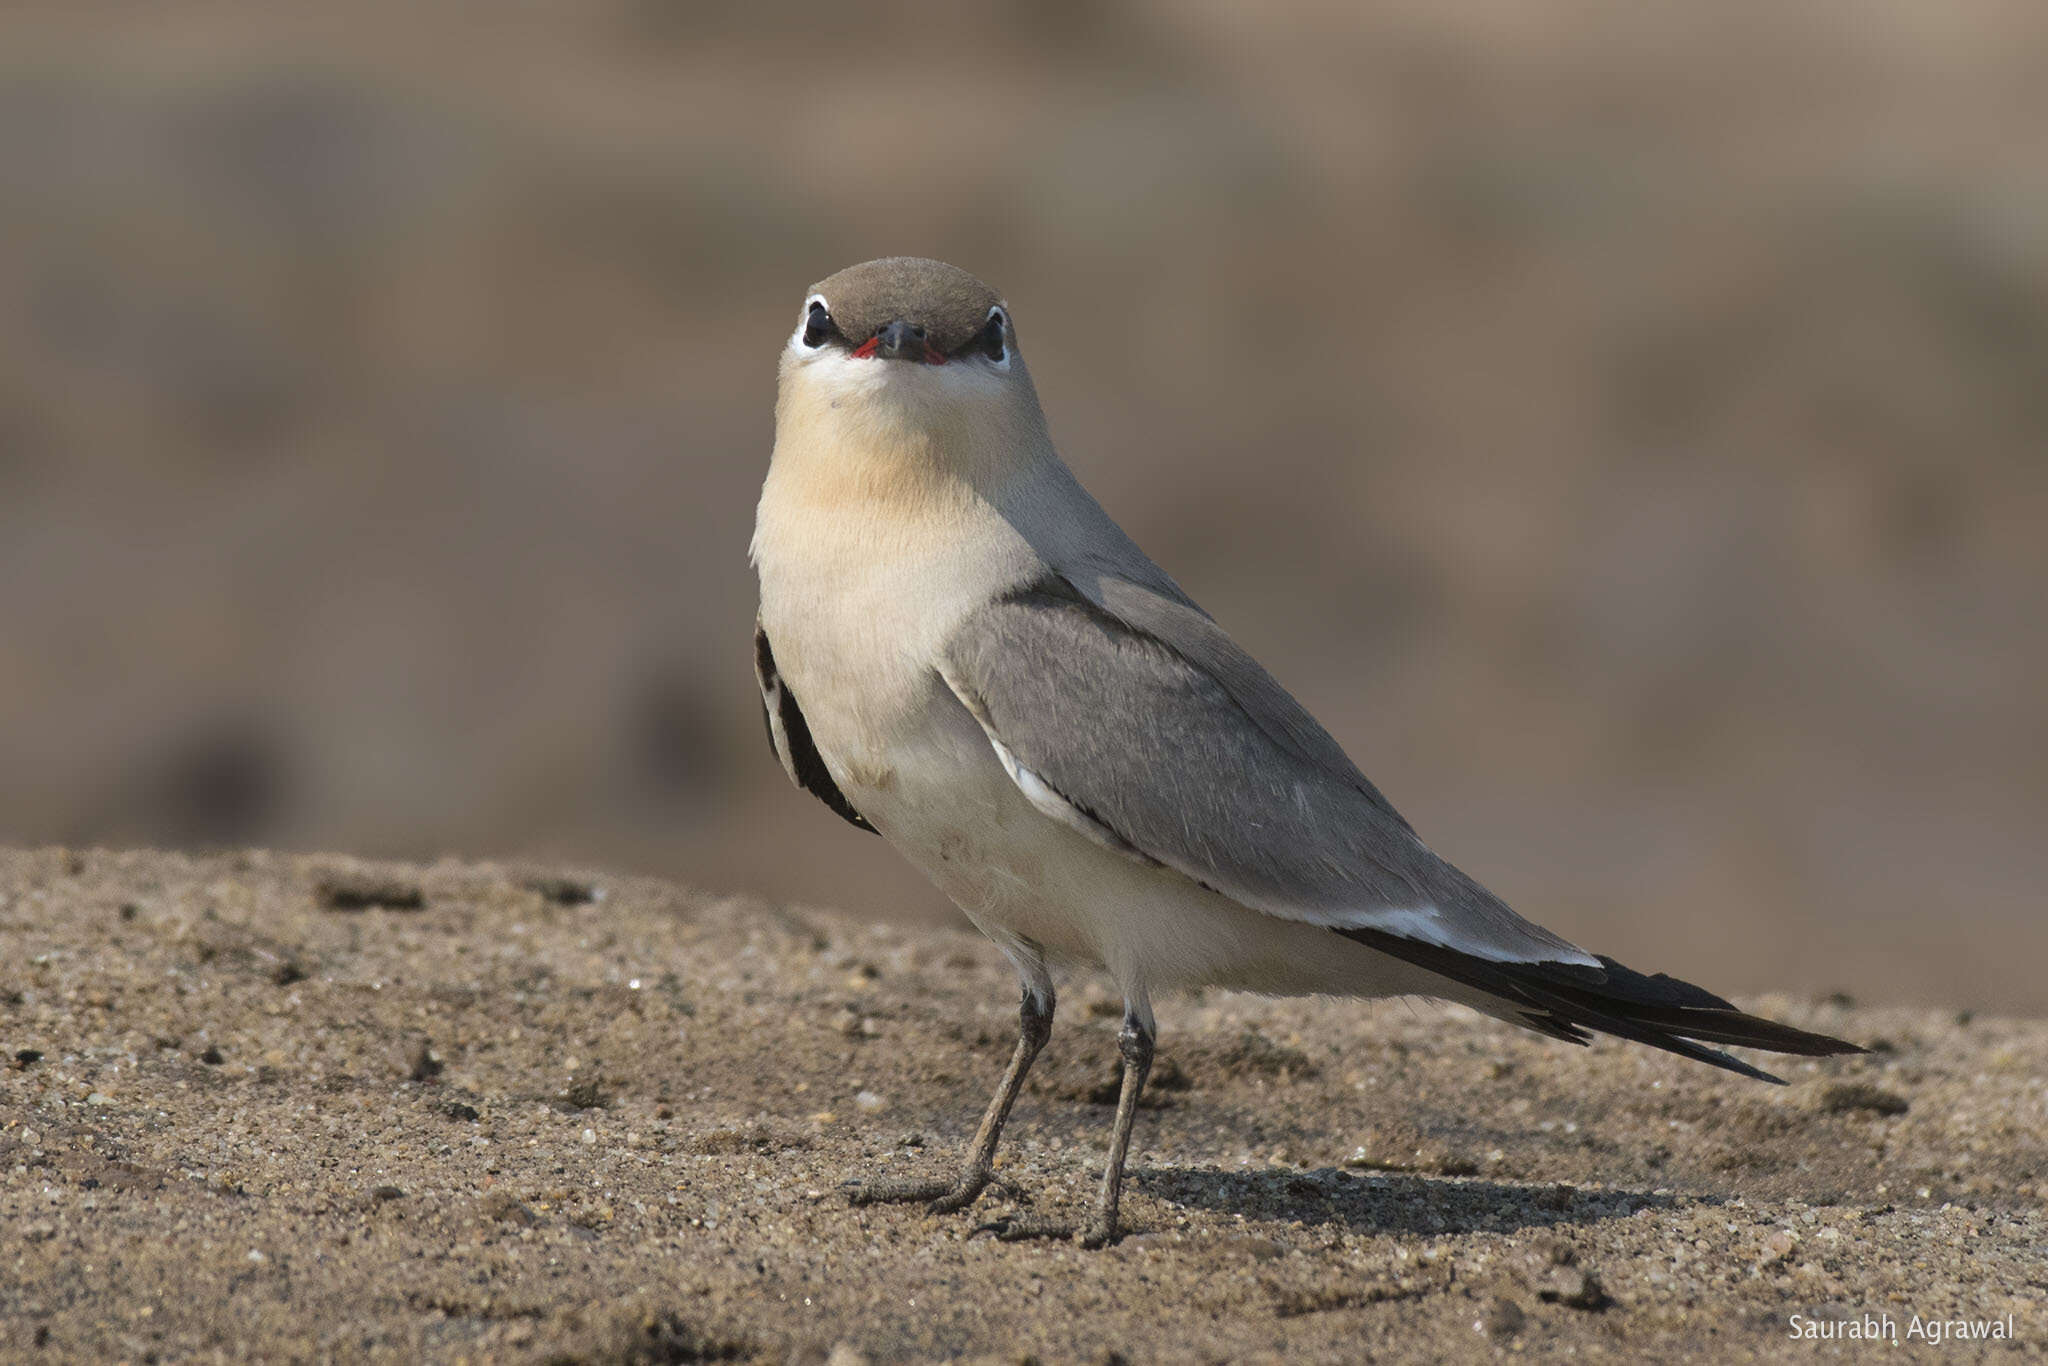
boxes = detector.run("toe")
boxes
[1079,1221,1118,1249]
[845,1178,951,1207]
[977,1217,1076,1243]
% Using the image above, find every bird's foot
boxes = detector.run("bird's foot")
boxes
[842,1169,1012,1215]
[1078,1215,1121,1250]
[973,1212,1122,1248]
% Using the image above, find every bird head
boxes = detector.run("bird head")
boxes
[774,258,1050,489]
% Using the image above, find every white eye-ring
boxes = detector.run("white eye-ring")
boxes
[797,294,837,349]
[976,305,1010,366]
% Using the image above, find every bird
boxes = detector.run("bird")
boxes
[749,256,1861,1247]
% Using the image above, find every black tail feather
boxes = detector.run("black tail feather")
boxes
[1336,925,1865,1085]
[1514,1012,1594,1046]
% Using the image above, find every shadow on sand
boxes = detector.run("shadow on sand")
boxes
[1137,1165,1676,1237]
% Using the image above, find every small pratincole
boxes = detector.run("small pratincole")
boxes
[749,257,1861,1246]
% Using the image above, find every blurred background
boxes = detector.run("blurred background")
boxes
[2,2,2042,1012]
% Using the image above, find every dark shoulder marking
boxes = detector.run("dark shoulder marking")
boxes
[752,624,876,835]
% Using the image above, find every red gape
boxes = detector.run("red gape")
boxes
[849,335,949,365]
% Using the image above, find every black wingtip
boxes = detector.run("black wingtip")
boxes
[1680,1046,1786,1085]
[1336,925,1862,1082]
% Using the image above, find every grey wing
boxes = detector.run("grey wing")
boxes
[937,578,1592,965]
[753,622,876,834]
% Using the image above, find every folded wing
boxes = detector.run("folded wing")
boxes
[938,575,1591,967]
[939,574,1864,1080]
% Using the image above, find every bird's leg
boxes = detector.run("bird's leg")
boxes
[1083,1011,1154,1247]
[847,982,1054,1214]
[990,1005,1153,1248]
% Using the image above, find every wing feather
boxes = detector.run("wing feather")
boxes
[938,578,1592,966]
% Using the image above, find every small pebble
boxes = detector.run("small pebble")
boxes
[1220,1234,1287,1260]
[1816,1083,1909,1117]
[1536,1265,1609,1311]
[1478,1297,1525,1338]
[522,874,599,906]
[314,868,424,912]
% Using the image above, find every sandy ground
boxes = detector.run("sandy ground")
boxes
[3,848,2044,1363]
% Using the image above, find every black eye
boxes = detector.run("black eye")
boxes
[801,300,838,349]
[973,308,1007,362]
